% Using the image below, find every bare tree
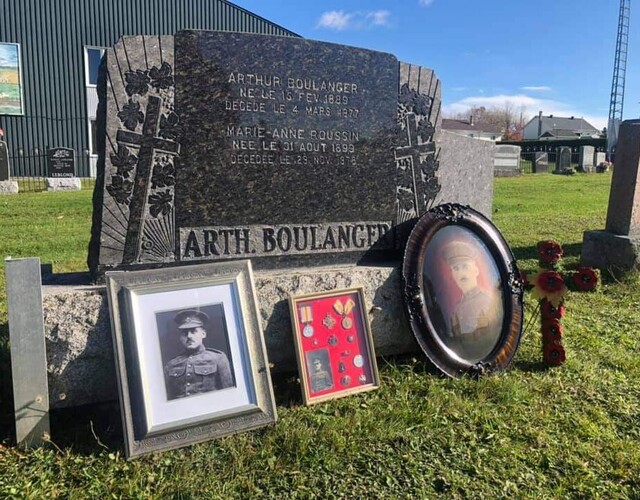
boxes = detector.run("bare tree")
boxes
[445,103,528,140]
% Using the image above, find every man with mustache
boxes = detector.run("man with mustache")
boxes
[441,240,502,360]
[164,309,234,400]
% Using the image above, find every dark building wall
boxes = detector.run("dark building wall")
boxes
[0,0,297,176]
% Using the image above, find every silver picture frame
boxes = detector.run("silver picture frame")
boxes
[105,260,277,459]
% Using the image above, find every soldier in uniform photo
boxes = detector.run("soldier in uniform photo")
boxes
[164,309,234,400]
[441,240,503,361]
[309,356,333,393]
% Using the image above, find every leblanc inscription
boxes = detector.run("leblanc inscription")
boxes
[47,147,76,178]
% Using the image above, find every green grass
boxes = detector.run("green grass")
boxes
[2,172,639,498]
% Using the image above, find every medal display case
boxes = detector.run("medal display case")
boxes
[289,288,380,405]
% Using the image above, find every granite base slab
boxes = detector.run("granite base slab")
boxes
[42,264,417,409]
[45,178,82,191]
[581,230,640,276]
[0,180,19,194]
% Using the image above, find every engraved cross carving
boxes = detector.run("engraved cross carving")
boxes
[116,96,180,264]
[394,112,436,218]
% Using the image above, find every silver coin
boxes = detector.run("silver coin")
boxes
[353,354,364,368]
[302,324,314,338]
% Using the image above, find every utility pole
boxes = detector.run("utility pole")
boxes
[607,0,631,161]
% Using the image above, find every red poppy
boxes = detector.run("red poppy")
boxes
[530,270,568,307]
[541,299,566,319]
[537,270,565,292]
[537,240,563,264]
[543,343,566,367]
[541,319,563,343]
[573,267,598,292]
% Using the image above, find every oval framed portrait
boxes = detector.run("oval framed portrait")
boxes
[402,203,524,377]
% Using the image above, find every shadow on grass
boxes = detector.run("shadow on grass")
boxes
[512,359,549,373]
[0,322,15,444]
[511,242,584,263]
[48,401,123,455]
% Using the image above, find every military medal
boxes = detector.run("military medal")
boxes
[353,354,364,368]
[358,374,367,384]
[322,313,336,330]
[340,375,352,386]
[328,335,338,346]
[299,305,314,338]
[333,298,355,329]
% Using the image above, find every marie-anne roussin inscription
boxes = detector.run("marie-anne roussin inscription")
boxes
[225,73,361,168]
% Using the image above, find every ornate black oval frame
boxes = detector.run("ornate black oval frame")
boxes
[402,203,524,378]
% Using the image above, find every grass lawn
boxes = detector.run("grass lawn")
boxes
[1,173,639,498]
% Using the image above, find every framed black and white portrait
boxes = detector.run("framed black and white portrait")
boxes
[402,204,524,378]
[106,260,276,459]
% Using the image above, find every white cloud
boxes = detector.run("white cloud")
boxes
[317,10,391,30]
[444,93,606,130]
[366,10,391,26]
[521,86,552,92]
[419,0,435,6]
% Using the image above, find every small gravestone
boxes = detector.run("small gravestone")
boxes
[595,151,608,172]
[0,140,19,195]
[554,146,573,175]
[89,31,494,277]
[534,152,548,173]
[493,145,521,176]
[582,119,640,274]
[46,147,81,191]
[579,145,595,173]
[47,147,76,177]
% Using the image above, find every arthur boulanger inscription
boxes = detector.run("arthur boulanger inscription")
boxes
[224,74,359,117]
[180,222,392,261]
[224,72,361,168]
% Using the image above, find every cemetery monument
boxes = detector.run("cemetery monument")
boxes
[0,139,19,194]
[7,30,498,444]
[582,119,640,274]
[45,147,82,191]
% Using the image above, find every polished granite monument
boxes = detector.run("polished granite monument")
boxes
[17,31,495,410]
[89,31,445,276]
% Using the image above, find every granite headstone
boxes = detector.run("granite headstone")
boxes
[47,147,76,178]
[582,120,640,274]
[493,145,521,176]
[579,145,595,173]
[534,152,548,173]
[89,31,445,276]
[554,146,573,174]
[0,140,18,194]
[0,140,9,181]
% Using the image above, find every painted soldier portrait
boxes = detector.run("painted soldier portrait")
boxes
[157,305,235,401]
[422,226,504,362]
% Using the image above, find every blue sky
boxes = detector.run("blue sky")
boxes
[232,0,639,130]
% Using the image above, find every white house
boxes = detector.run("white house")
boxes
[441,117,502,141]
[523,112,601,140]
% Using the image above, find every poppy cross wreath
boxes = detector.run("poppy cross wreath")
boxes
[522,240,599,367]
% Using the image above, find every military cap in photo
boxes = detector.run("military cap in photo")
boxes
[174,309,209,329]
[441,240,478,264]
